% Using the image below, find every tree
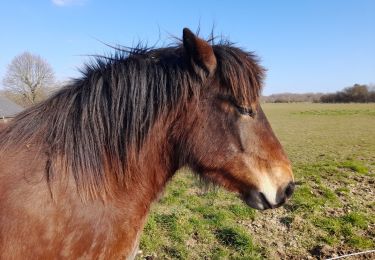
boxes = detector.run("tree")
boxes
[320,84,375,103]
[343,84,368,102]
[2,52,55,106]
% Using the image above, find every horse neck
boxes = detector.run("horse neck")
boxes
[117,117,180,211]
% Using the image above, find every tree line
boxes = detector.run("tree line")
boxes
[262,84,375,103]
[320,84,375,103]
[1,52,374,107]
[261,93,324,103]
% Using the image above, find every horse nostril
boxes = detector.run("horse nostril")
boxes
[285,182,295,198]
[259,192,272,209]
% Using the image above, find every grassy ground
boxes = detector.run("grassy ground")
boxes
[138,103,375,259]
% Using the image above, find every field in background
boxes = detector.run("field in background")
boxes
[138,103,375,259]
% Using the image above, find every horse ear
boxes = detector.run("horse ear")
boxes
[183,28,217,75]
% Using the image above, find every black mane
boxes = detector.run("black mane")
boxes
[0,38,264,193]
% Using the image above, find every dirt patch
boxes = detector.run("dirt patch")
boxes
[239,207,316,259]
[310,245,375,259]
[239,169,374,259]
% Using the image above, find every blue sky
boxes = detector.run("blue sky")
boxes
[0,0,374,95]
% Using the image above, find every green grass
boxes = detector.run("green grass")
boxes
[228,204,256,220]
[215,226,258,254]
[339,160,369,174]
[296,108,375,116]
[138,103,375,259]
[313,212,373,249]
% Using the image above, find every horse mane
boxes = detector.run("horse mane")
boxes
[0,38,264,195]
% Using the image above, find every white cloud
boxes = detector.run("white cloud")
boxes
[52,0,86,7]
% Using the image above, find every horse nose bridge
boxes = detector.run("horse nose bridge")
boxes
[271,163,294,184]
[256,139,291,173]
[241,153,293,182]
[257,123,291,163]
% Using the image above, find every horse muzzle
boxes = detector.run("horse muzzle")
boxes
[243,181,295,210]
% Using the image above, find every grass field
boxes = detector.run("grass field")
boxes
[138,103,375,259]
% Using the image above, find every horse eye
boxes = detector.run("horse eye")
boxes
[236,105,257,118]
[218,96,257,118]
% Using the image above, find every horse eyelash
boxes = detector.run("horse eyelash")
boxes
[218,95,257,118]
[234,104,257,118]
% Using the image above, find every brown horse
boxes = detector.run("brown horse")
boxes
[0,121,7,131]
[0,28,294,259]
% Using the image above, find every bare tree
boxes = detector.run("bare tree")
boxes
[3,52,55,106]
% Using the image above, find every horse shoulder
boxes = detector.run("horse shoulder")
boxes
[0,147,142,259]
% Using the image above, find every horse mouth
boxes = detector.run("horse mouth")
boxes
[242,191,285,210]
